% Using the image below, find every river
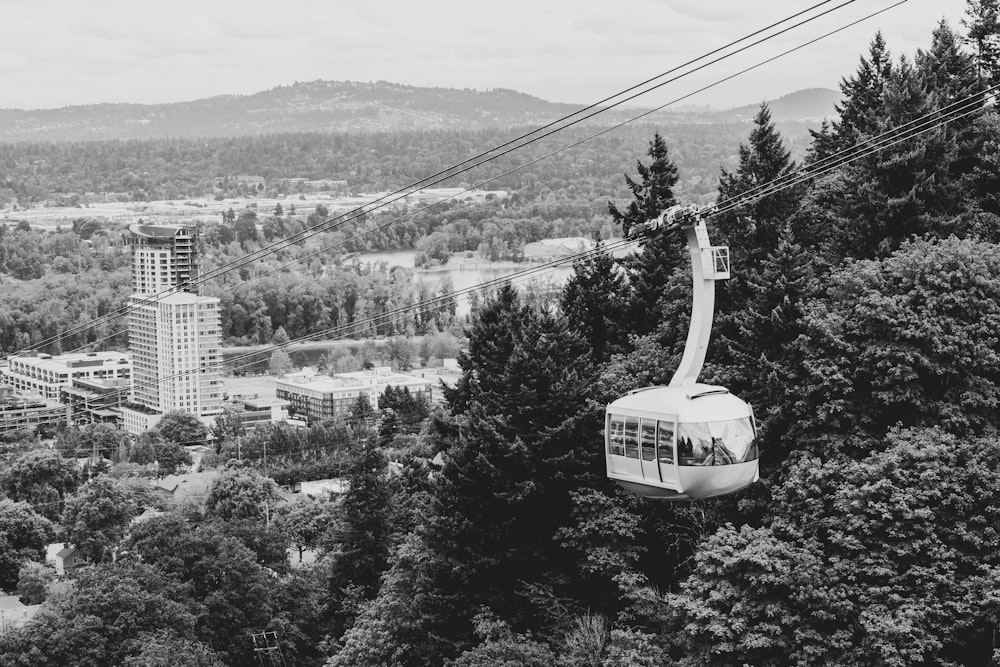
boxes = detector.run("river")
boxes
[351,249,577,316]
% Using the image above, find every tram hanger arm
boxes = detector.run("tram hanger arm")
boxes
[628,204,730,387]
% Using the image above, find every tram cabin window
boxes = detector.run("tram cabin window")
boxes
[624,417,639,459]
[657,421,674,464]
[640,420,656,461]
[677,417,757,466]
[608,415,625,456]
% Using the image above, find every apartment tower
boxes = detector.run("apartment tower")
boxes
[122,223,223,434]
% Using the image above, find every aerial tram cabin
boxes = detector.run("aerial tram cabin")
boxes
[605,205,760,500]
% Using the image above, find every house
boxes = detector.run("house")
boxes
[51,546,88,576]
[128,507,164,527]
[152,471,220,505]
[294,478,349,498]
[0,595,41,631]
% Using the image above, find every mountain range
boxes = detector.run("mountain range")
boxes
[0,80,840,142]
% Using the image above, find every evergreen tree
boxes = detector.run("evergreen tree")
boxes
[710,228,816,466]
[715,103,799,268]
[327,433,391,635]
[444,284,531,413]
[963,0,1000,84]
[828,32,894,155]
[560,234,629,364]
[609,133,682,335]
[835,55,963,258]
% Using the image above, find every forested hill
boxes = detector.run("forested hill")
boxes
[0,81,580,141]
[713,87,841,121]
[0,79,836,142]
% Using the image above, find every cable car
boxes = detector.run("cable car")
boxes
[605,205,760,500]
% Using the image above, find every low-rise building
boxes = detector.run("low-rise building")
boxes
[274,366,434,423]
[51,546,88,576]
[225,396,290,431]
[0,385,67,434]
[3,351,132,401]
[61,377,128,426]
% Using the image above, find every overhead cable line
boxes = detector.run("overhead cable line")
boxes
[59,0,922,358]
[21,0,866,356]
[25,88,991,429]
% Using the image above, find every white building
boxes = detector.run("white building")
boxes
[122,224,223,435]
[3,351,132,400]
[274,366,433,423]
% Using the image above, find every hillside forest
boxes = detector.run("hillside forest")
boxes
[2,9,1000,667]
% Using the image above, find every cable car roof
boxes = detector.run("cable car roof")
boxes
[607,383,752,422]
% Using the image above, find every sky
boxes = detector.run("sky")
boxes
[0,0,969,111]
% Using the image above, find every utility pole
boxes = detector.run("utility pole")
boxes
[251,630,287,667]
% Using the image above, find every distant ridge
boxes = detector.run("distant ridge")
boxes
[0,80,581,142]
[715,88,841,122]
[0,80,837,142]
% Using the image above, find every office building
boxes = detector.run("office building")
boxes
[3,351,131,401]
[275,366,433,423]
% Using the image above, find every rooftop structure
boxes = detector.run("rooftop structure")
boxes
[275,366,433,423]
[3,351,131,401]
[128,223,199,295]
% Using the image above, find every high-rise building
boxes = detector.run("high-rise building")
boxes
[122,224,223,435]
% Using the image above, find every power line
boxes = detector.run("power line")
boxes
[2,95,987,455]
[54,1,907,357]
[19,1,867,356]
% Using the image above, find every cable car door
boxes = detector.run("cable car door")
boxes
[639,419,661,482]
[656,419,678,488]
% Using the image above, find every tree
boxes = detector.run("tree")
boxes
[349,393,376,424]
[444,284,531,413]
[791,236,1000,449]
[560,235,629,364]
[277,496,331,563]
[0,449,79,521]
[672,428,1000,666]
[0,561,198,667]
[963,0,1000,84]
[327,436,392,635]
[129,430,161,465]
[450,612,556,667]
[16,561,55,605]
[124,516,276,664]
[121,632,225,667]
[155,440,192,476]
[62,476,140,563]
[268,347,293,375]
[715,103,799,270]
[710,228,817,466]
[233,209,259,245]
[0,500,55,590]
[204,468,280,523]
[79,423,126,460]
[386,336,414,370]
[407,304,602,655]
[825,32,894,156]
[155,410,208,445]
[609,132,682,334]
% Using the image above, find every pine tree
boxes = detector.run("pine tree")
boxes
[560,234,629,364]
[835,56,964,258]
[963,0,1000,84]
[609,133,682,335]
[327,433,391,634]
[829,32,894,154]
[444,284,530,413]
[715,103,799,270]
[710,227,816,465]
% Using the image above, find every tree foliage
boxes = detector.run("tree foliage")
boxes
[0,500,55,590]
